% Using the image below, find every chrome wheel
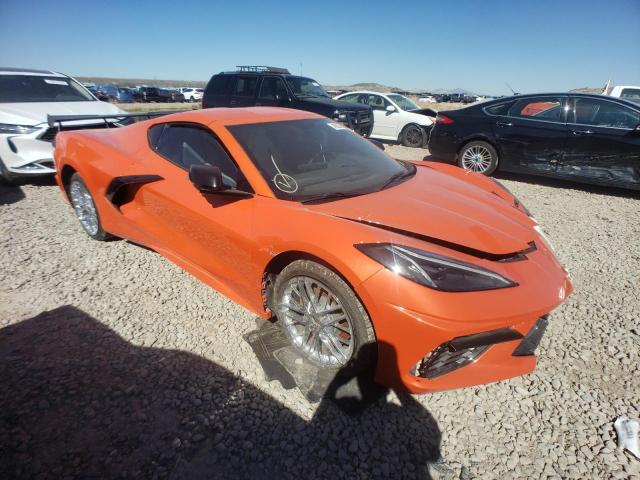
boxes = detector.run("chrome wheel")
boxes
[69,180,99,236]
[279,276,354,367]
[461,145,493,173]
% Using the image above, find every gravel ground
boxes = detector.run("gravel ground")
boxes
[1,148,639,479]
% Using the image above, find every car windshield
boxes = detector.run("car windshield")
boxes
[228,118,414,201]
[0,75,95,103]
[388,94,419,111]
[284,76,329,98]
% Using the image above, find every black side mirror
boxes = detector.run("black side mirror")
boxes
[189,165,225,193]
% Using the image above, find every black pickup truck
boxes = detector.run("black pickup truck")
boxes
[202,66,374,136]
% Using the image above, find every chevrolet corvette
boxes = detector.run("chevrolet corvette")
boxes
[52,107,572,394]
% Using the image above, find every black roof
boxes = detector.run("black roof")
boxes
[482,92,640,110]
[0,67,61,75]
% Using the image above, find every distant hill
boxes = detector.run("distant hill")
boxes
[570,87,603,94]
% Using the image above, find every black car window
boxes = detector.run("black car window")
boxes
[484,102,512,115]
[572,98,640,129]
[233,76,258,97]
[149,123,252,191]
[207,75,232,95]
[258,77,288,100]
[508,97,564,122]
[367,95,389,110]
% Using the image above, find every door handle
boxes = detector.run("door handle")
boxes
[571,129,593,135]
[496,121,513,127]
[229,100,237,106]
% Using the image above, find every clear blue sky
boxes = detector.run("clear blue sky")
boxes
[1,0,638,95]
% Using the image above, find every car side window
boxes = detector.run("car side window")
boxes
[508,97,564,122]
[572,98,640,129]
[339,94,359,103]
[258,77,288,100]
[233,76,258,97]
[367,95,388,110]
[484,102,513,115]
[148,124,252,192]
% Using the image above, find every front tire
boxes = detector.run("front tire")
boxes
[457,141,498,175]
[274,260,376,375]
[68,173,112,241]
[400,124,425,148]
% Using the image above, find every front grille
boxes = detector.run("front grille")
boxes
[414,327,523,379]
[357,110,371,124]
[417,344,489,379]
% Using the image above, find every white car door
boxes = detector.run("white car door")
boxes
[365,94,399,139]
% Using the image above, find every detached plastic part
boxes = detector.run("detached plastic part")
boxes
[614,416,640,459]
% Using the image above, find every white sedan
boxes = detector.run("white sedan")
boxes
[0,68,125,182]
[334,91,435,147]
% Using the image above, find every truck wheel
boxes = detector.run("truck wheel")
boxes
[400,124,424,148]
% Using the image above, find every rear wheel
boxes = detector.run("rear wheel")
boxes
[68,173,112,241]
[400,124,424,148]
[457,141,498,175]
[274,260,376,375]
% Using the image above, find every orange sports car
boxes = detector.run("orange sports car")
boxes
[52,107,572,394]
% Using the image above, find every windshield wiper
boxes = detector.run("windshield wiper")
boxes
[301,191,365,204]
[379,166,415,190]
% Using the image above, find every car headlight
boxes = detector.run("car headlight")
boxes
[356,243,517,292]
[333,110,348,122]
[0,123,40,135]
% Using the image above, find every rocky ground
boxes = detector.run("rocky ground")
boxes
[1,148,639,479]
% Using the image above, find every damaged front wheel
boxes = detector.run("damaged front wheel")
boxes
[274,260,376,375]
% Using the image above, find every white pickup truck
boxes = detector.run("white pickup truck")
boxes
[606,85,640,105]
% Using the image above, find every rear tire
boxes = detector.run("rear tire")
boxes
[400,124,425,148]
[273,260,376,376]
[457,141,498,175]
[68,173,112,241]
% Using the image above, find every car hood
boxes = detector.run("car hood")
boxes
[300,96,371,112]
[308,164,537,256]
[0,101,125,127]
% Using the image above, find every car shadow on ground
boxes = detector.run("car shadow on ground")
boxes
[0,182,26,205]
[0,306,443,480]
[0,176,58,205]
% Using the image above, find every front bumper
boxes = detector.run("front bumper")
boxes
[356,245,572,394]
[0,130,56,178]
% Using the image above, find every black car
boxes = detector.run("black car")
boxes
[158,88,185,103]
[203,66,373,136]
[136,86,164,103]
[428,93,640,190]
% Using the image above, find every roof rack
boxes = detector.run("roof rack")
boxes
[235,65,290,74]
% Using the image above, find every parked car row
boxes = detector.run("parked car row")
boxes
[84,83,201,103]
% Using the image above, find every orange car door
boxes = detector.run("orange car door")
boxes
[127,123,260,305]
